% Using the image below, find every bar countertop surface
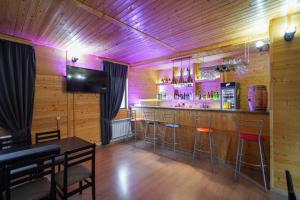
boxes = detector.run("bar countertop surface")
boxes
[133,105,269,114]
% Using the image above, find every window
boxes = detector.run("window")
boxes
[120,79,128,109]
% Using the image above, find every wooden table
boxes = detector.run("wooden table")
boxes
[0,137,92,200]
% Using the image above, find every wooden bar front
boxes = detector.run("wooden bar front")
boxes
[133,106,270,166]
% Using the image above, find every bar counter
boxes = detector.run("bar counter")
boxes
[133,105,269,114]
[133,106,270,165]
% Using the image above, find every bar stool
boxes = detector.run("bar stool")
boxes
[143,111,160,152]
[192,114,214,168]
[127,109,144,145]
[160,111,184,159]
[235,120,268,192]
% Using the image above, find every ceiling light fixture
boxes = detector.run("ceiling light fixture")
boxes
[255,40,269,52]
[284,26,296,41]
[71,57,79,63]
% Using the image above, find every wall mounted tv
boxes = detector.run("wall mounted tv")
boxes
[66,65,107,93]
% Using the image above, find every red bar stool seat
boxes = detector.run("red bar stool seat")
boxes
[240,133,264,141]
[235,120,268,192]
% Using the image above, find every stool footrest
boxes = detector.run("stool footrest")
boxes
[193,148,211,154]
[240,160,268,168]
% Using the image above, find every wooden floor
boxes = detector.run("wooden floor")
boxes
[71,142,285,200]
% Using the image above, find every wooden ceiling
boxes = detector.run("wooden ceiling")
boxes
[0,0,297,65]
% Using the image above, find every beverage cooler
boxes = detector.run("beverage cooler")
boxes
[220,82,240,110]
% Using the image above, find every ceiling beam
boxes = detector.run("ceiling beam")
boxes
[98,56,130,66]
[0,33,34,45]
[71,0,178,52]
[131,33,269,68]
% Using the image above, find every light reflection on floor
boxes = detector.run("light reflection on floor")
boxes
[117,164,130,197]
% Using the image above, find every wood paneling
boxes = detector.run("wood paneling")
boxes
[31,44,101,144]
[128,67,158,105]
[269,12,300,194]
[32,75,68,138]
[114,109,128,120]
[0,0,295,63]
[73,93,100,143]
[227,51,270,110]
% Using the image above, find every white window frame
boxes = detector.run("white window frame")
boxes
[120,79,128,109]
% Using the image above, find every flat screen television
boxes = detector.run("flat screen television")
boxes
[66,65,107,93]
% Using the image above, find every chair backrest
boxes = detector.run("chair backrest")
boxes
[35,130,61,144]
[193,114,212,130]
[162,112,176,124]
[237,120,264,136]
[0,135,26,150]
[286,170,297,200]
[143,111,156,122]
[62,144,96,188]
[5,154,56,200]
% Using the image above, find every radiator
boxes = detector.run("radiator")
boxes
[111,118,132,140]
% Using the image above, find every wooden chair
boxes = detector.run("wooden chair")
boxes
[4,154,56,200]
[0,135,26,150]
[35,130,61,144]
[55,144,96,200]
[35,130,63,170]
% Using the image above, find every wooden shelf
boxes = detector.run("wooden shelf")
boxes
[194,79,220,83]
[156,83,194,88]
[158,99,220,102]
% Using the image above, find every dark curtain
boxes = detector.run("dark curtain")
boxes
[0,39,36,145]
[100,61,128,145]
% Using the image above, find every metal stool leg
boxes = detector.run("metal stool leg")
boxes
[134,120,137,146]
[235,138,241,177]
[179,128,185,155]
[238,139,244,174]
[144,123,148,144]
[153,123,156,152]
[127,120,131,143]
[208,132,214,169]
[258,140,268,192]
[161,127,166,155]
[192,133,197,163]
[173,127,176,159]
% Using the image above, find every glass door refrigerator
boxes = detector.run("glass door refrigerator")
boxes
[220,82,240,110]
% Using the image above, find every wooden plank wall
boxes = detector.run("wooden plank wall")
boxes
[128,68,158,105]
[31,45,101,144]
[269,12,300,194]
[227,51,270,110]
